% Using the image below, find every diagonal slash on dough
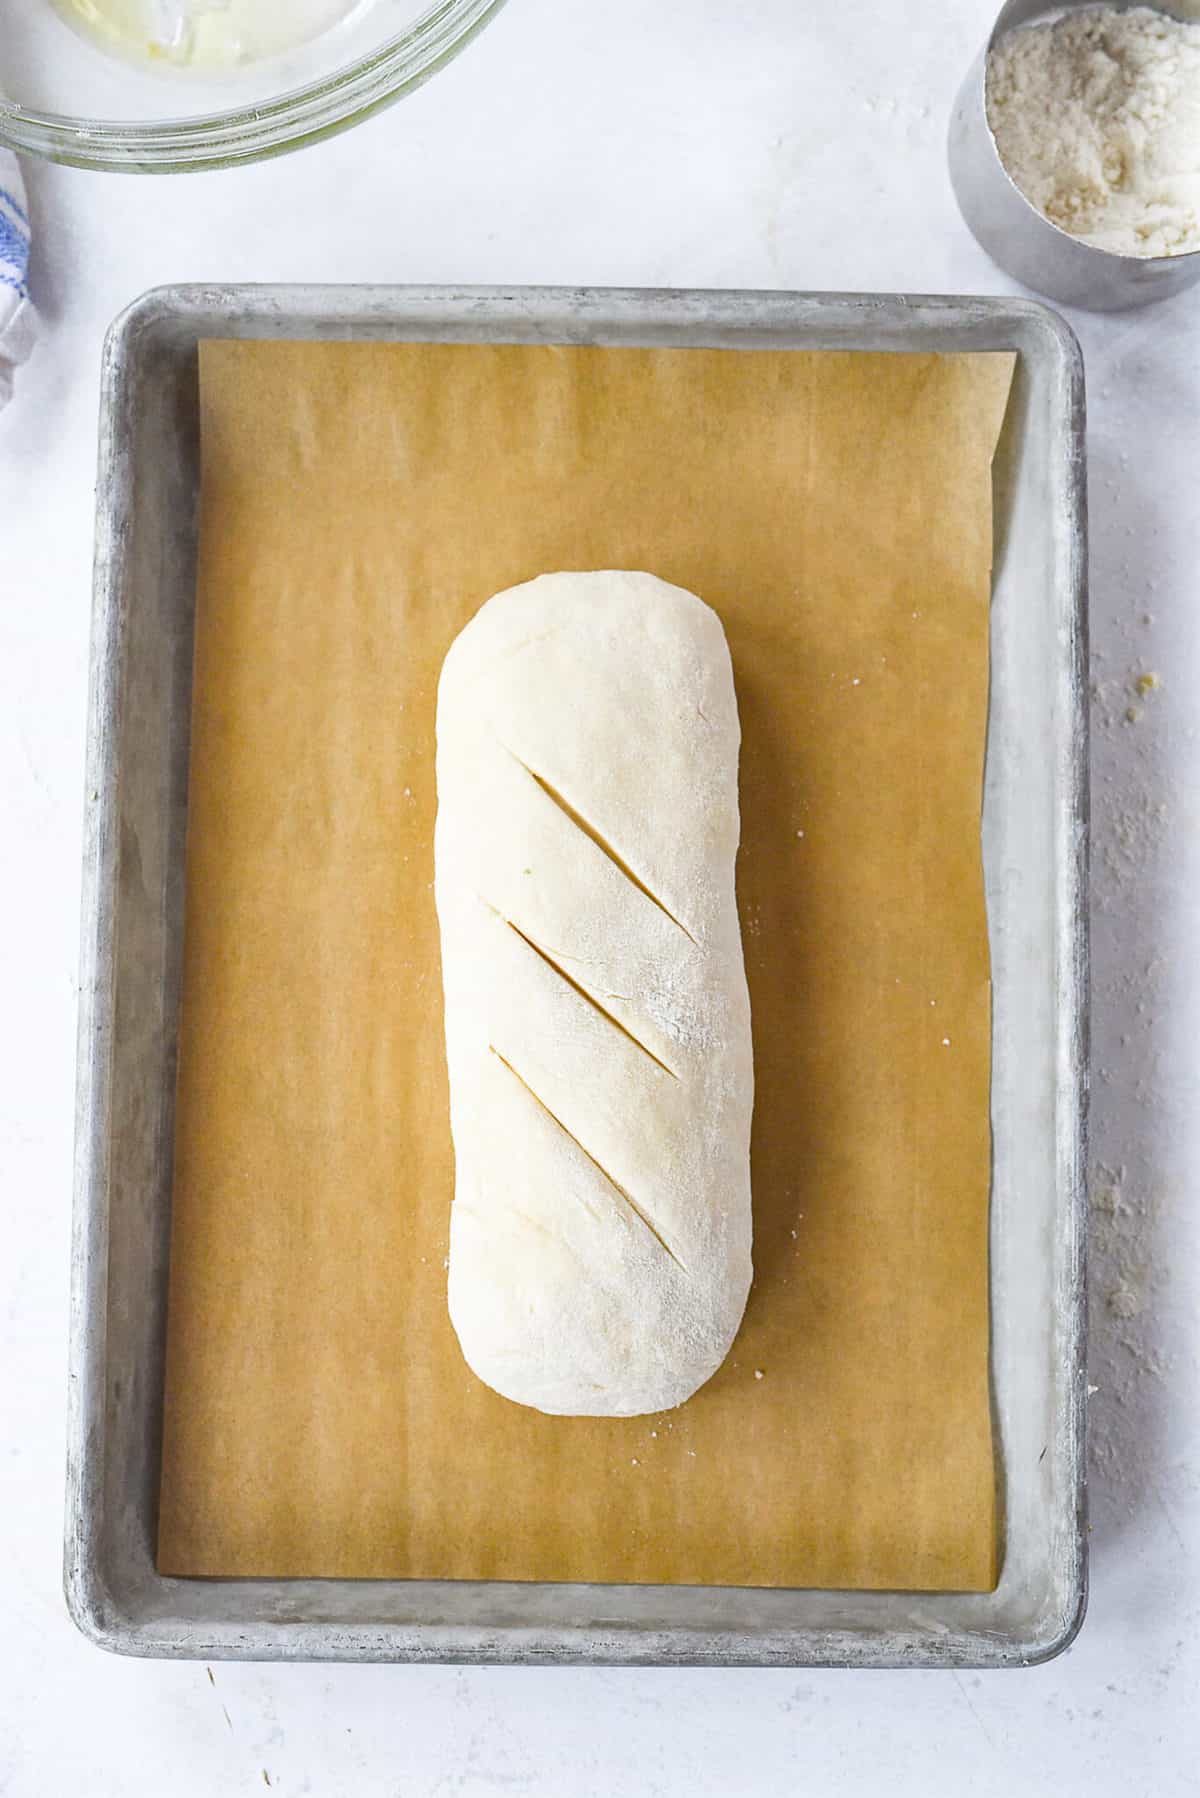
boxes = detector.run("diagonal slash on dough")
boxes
[504,746,698,945]
[488,1046,689,1275]
[479,898,679,1080]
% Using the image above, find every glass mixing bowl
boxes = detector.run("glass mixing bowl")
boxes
[0,0,508,171]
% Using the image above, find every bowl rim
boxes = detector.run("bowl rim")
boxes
[0,0,509,173]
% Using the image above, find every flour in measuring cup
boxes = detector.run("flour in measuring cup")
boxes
[987,6,1200,258]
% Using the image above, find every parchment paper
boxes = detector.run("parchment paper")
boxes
[158,339,1014,1591]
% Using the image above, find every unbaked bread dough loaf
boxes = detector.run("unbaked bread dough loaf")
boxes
[434,570,754,1417]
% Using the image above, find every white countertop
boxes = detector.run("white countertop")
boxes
[2,0,1197,1789]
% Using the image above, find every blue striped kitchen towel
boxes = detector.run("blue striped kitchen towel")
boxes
[0,151,36,411]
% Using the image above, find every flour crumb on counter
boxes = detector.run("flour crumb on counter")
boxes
[1092,666,1163,733]
[1090,1166,1161,1373]
[1107,1282,1143,1320]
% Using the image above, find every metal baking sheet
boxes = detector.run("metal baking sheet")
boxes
[65,283,1088,1667]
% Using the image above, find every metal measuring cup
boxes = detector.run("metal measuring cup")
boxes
[948,0,1200,312]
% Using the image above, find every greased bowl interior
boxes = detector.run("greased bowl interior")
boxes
[0,0,508,172]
